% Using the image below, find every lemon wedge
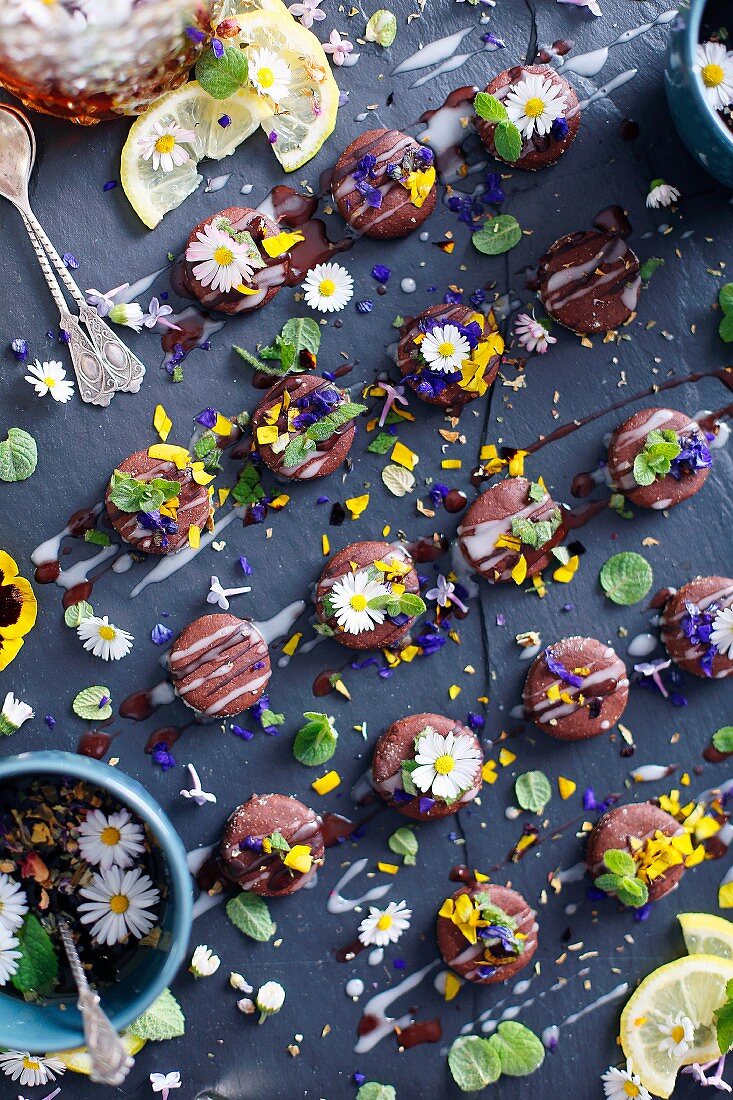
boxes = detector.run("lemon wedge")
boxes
[55,1031,147,1075]
[620,954,733,1098]
[679,911,733,959]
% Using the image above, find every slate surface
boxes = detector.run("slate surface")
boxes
[1,0,732,1096]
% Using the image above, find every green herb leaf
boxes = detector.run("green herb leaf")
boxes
[594,873,623,895]
[231,462,264,506]
[401,758,419,796]
[368,432,397,454]
[108,471,180,514]
[632,430,681,486]
[64,600,94,628]
[0,427,37,482]
[511,509,561,550]
[716,1001,733,1055]
[472,214,523,256]
[602,848,637,877]
[515,770,552,814]
[195,43,248,99]
[293,712,338,766]
[282,436,315,469]
[720,283,733,314]
[84,529,111,547]
[388,826,419,865]
[233,344,281,376]
[632,453,657,487]
[528,481,545,502]
[260,708,284,728]
[713,727,733,753]
[73,685,112,721]
[640,257,664,282]
[614,876,649,908]
[193,430,223,472]
[493,120,523,163]
[609,492,634,520]
[600,551,653,606]
[448,1035,501,1091]
[473,91,508,123]
[267,830,291,853]
[226,892,276,942]
[12,913,59,995]
[355,1084,396,1100]
[281,316,322,357]
[719,312,733,344]
[487,1021,545,1077]
[398,593,426,617]
[306,402,367,443]
[128,987,185,1041]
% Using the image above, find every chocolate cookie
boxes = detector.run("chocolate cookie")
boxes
[331,129,437,239]
[607,407,712,509]
[437,883,538,984]
[523,637,629,740]
[106,447,214,556]
[476,64,580,170]
[586,802,686,903]
[537,230,641,334]
[179,206,293,315]
[457,476,565,583]
[660,576,733,679]
[251,375,358,480]
[169,613,271,716]
[371,713,483,821]
[316,540,423,650]
[219,793,324,896]
[397,303,502,408]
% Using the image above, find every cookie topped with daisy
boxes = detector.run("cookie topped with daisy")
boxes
[315,540,425,650]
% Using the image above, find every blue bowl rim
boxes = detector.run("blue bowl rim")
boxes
[678,0,733,152]
[0,750,192,1051]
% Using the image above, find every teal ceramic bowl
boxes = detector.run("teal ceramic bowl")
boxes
[665,0,733,188]
[0,751,192,1053]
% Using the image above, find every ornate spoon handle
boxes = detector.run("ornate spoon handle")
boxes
[57,919,134,1087]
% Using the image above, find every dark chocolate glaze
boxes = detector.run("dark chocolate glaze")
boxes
[537,230,641,334]
[397,303,502,409]
[169,613,271,717]
[436,884,538,984]
[476,64,580,170]
[586,802,686,902]
[523,636,629,741]
[251,375,357,480]
[219,793,324,896]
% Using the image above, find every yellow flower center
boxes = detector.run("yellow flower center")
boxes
[376,914,393,931]
[44,375,57,388]
[213,245,234,267]
[350,593,368,611]
[23,1057,41,1070]
[109,894,129,914]
[524,96,545,118]
[702,62,724,87]
[257,66,275,89]
[319,278,336,297]
[623,1084,640,1098]
[671,1024,685,1043]
[434,754,455,775]
[437,341,456,358]
[100,826,121,847]
[98,625,116,641]
[155,134,176,154]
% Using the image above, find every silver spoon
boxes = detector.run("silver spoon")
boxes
[57,918,134,1087]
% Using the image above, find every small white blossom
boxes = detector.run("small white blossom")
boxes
[514,312,556,355]
[142,297,180,331]
[77,614,133,661]
[256,980,285,1022]
[302,262,354,312]
[230,972,253,992]
[180,763,217,806]
[24,360,74,402]
[108,303,145,332]
[287,0,325,28]
[601,1060,652,1100]
[0,692,33,736]
[646,179,681,209]
[0,873,28,933]
[207,576,251,611]
[711,606,733,659]
[358,900,412,947]
[149,1071,181,1099]
[656,1011,694,1059]
[0,1052,64,1088]
[323,29,354,66]
[138,118,195,173]
[189,944,221,978]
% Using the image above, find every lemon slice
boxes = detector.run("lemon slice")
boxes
[121,81,268,228]
[620,954,733,1098]
[55,1032,147,1074]
[679,912,733,959]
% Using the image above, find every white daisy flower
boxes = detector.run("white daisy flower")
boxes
[601,1060,652,1100]
[504,72,568,139]
[420,323,472,373]
[656,1011,694,1059]
[646,179,681,209]
[256,979,285,1021]
[249,47,291,103]
[108,302,145,331]
[0,691,33,736]
[189,944,221,978]
[410,726,482,801]
[358,900,412,947]
[0,872,28,933]
[711,606,733,659]
[77,614,134,661]
[186,223,259,295]
[0,1051,64,1087]
[77,807,145,871]
[696,41,733,111]
[0,925,21,985]
[328,569,390,635]
[24,359,74,402]
[302,262,354,313]
[513,311,556,355]
[78,865,160,946]
[138,118,196,173]
[150,1070,181,1097]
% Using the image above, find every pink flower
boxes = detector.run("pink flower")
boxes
[287,0,325,28]
[513,312,556,354]
[323,29,354,66]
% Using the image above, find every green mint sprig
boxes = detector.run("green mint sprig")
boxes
[511,508,562,550]
[234,317,322,379]
[473,91,523,162]
[108,471,180,513]
[266,830,291,853]
[195,44,249,99]
[193,430,223,472]
[366,591,426,618]
[388,826,419,865]
[293,712,338,767]
[594,847,649,908]
[632,428,681,487]
[12,913,59,995]
[231,461,264,506]
[714,978,733,1054]
[282,402,366,468]
[226,892,276,942]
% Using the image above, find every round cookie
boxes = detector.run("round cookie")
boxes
[219,793,324,896]
[607,407,712,509]
[251,375,358,481]
[331,128,437,239]
[316,540,422,650]
[437,883,538,984]
[371,713,483,821]
[537,230,641,334]
[169,613,271,717]
[660,576,733,679]
[106,447,213,556]
[523,637,629,740]
[457,476,565,583]
[476,64,580,170]
[586,801,686,904]
[397,303,502,408]
[180,206,292,315]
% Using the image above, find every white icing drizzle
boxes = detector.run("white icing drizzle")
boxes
[277,628,328,669]
[556,10,678,78]
[630,764,677,783]
[627,632,659,658]
[55,544,119,590]
[555,860,587,885]
[391,28,474,75]
[252,599,307,645]
[327,858,392,914]
[187,844,215,874]
[192,891,225,921]
[541,982,629,1049]
[354,959,439,1053]
[31,502,104,566]
[129,507,244,598]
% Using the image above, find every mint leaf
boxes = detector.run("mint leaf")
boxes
[368,432,396,455]
[388,826,419,865]
[473,91,507,123]
[84,529,111,547]
[716,1002,733,1055]
[267,830,291,853]
[528,481,545,503]
[64,600,94,628]
[306,402,367,443]
[0,427,37,482]
[719,312,733,344]
[398,593,426,617]
[108,471,180,513]
[493,120,523,162]
[603,848,637,877]
[281,316,322,357]
[713,727,733,753]
[128,988,185,1041]
[487,1021,545,1077]
[282,436,315,469]
[511,509,561,550]
[293,712,338,766]
[594,873,623,895]
[614,876,649,908]
[600,551,653,606]
[401,758,419,796]
[356,1085,396,1100]
[632,453,656,487]
[226,892,276,942]
[640,257,664,282]
[195,44,248,99]
[260,708,284,728]
[515,771,552,814]
[472,214,522,256]
[73,685,112,721]
[448,1035,501,1091]
[720,283,733,314]
[12,913,58,995]
[231,462,264,506]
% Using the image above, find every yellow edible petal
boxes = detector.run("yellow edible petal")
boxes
[444,972,462,1002]
[399,644,420,662]
[482,760,498,784]
[322,534,330,556]
[498,748,516,766]
[190,462,215,485]
[282,633,302,657]
[508,450,528,477]
[235,283,260,295]
[448,684,461,700]
[312,770,340,795]
[153,404,172,441]
[720,882,733,909]
[378,862,399,875]
[345,493,370,519]
[188,526,201,549]
[283,844,313,874]
[438,897,455,919]
[213,413,233,436]
[391,442,418,470]
[405,166,436,208]
[148,443,189,469]
[558,776,576,800]
[441,459,462,469]
[511,554,528,585]
[257,425,280,446]
[261,230,305,257]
